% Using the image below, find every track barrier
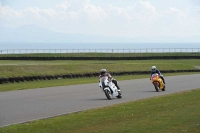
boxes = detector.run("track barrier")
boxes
[0,70,200,84]
[0,56,200,60]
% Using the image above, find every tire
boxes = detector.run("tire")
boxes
[154,84,159,92]
[104,90,112,100]
[116,91,122,98]
[162,86,166,91]
[116,95,122,98]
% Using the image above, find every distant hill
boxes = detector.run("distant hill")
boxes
[0,25,199,43]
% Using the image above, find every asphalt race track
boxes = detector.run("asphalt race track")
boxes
[0,74,200,127]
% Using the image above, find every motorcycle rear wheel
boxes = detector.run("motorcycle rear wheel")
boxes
[117,91,122,98]
[162,86,166,91]
[116,95,122,98]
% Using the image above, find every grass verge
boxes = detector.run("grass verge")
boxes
[0,72,200,92]
[0,59,200,77]
[0,88,199,133]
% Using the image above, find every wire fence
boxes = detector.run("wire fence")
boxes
[0,48,200,54]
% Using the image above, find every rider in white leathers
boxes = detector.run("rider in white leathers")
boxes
[99,69,121,92]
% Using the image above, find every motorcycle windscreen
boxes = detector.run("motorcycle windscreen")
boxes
[151,74,159,80]
[100,76,108,83]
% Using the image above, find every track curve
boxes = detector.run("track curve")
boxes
[0,74,200,127]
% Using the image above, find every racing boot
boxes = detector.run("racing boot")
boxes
[160,76,166,85]
[163,79,166,85]
[162,79,166,88]
[112,79,121,92]
[116,85,121,92]
[115,82,121,93]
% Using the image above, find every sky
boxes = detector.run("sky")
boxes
[0,0,200,39]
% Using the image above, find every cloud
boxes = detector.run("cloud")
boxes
[55,2,70,11]
[0,0,157,22]
[0,4,22,18]
[0,0,199,38]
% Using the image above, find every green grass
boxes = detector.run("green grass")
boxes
[1,52,200,57]
[0,72,200,92]
[1,88,199,133]
[0,59,200,78]
[0,59,200,92]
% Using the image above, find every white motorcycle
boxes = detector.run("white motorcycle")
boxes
[99,76,122,100]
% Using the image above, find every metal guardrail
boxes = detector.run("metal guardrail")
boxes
[0,48,200,54]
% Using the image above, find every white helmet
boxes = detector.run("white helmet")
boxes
[100,69,107,76]
[152,66,156,72]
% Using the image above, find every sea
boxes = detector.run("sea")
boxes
[0,43,200,54]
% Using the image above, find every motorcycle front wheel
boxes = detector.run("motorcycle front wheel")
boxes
[154,84,159,92]
[104,90,112,100]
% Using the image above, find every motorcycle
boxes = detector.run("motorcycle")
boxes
[99,76,122,100]
[151,73,165,92]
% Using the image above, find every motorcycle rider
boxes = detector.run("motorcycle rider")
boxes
[150,66,166,84]
[99,69,121,92]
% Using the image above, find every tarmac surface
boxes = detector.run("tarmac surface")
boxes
[0,74,200,127]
